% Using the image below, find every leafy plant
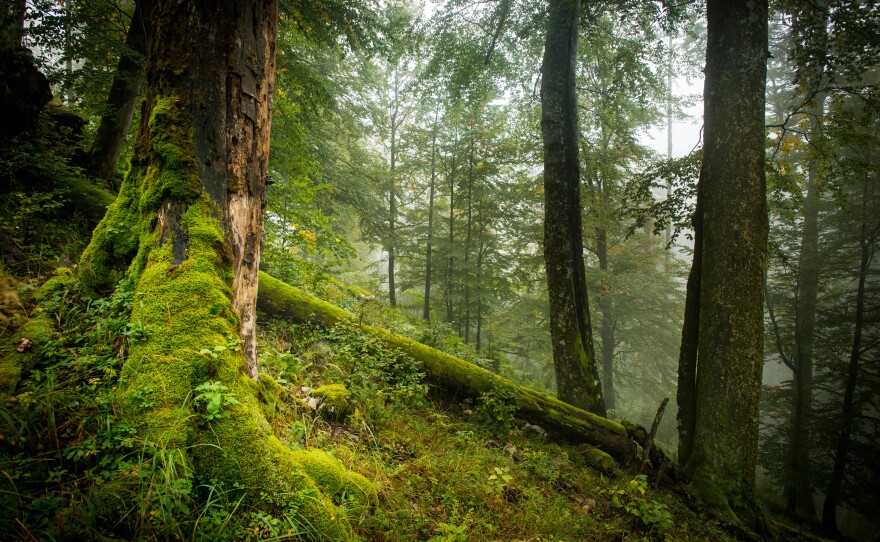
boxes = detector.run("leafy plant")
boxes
[476,384,519,433]
[602,475,673,533]
[486,466,514,494]
[193,381,240,424]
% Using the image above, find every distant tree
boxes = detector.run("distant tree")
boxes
[677,0,768,529]
[86,0,149,183]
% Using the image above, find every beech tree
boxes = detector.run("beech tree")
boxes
[77,1,374,537]
[676,0,768,528]
[541,0,605,415]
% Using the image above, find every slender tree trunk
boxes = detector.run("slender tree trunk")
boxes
[541,0,605,416]
[423,110,439,321]
[446,152,456,324]
[681,0,768,529]
[596,227,615,412]
[475,235,484,352]
[464,133,474,343]
[676,188,702,468]
[86,0,150,183]
[785,115,822,520]
[388,107,398,308]
[822,177,877,535]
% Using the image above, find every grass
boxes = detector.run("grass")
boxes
[0,274,803,540]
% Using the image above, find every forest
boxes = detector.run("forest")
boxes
[0,0,877,540]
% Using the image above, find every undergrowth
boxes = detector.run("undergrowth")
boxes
[0,273,741,541]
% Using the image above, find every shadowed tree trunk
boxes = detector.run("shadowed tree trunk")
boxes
[86,0,150,183]
[596,227,615,412]
[679,0,768,530]
[541,0,605,416]
[785,118,822,520]
[76,2,374,536]
[822,174,878,535]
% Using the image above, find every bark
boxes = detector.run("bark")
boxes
[822,177,877,535]
[0,0,51,140]
[257,272,638,463]
[77,4,374,535]
[423,110,439,321]
[446,151,456,324]
[388,102,398,308]
[0,0,25,50]
[681,0,768,529]
[676,186,702,468]
[596,227,615,412]
[785,122,822,520]
[541,0,605,416]
[464,134,475,343]
[86,0,150,183]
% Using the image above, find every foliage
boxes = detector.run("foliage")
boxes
[602,475,674,535]
[193,381,241,425]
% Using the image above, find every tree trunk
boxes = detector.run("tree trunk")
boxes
[785,116,822,520]
[86,0,150,183]
[596,227,615,412]
[822,176,877,535]
[388,105,398,308]
[77,3,374,536]
[446,151,456,324]
[464,133,475,343]
[681,0,768,529]
[541,0,605,416]
[258,272,637,464]
[423,110,439,321]
[0,0,25,50]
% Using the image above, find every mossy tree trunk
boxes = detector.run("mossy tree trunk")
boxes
[541,0,605,416]
[257,272,637,464]
[86,0,150,184]
[679,0,768,529]
[77,2,374,538]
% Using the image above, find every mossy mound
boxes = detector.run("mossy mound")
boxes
[312,383,352,421]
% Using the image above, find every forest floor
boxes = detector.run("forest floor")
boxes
[0,269,828,541]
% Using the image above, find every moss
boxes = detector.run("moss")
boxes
[312,383,351,420]
[258,373,287,419]
[291,448,378,513]
[578,445,617,475]
[33,267,76,303]
[257,273,634,460]
[138,97,201,211]
[1,314,55,396]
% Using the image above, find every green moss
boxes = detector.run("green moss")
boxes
[292,448,378,513]
[1,315,55,396]
[258,373,287,419]
[139,97,201,211]
[257,273,633,460]
[312,383,351,420]
[579,446,617,474]
[33,267,75,303]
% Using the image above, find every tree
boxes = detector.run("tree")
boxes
[77,1,374,537]
[541,0,604,415]
[677,0,768,528]
[85,0,149,183]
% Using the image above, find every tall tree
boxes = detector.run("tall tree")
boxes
[77,1,373,536]
[86,0,150,183]
[541,0,605,415]
[677,0,768,528]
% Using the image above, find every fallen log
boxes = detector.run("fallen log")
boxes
[257,272,638,464]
